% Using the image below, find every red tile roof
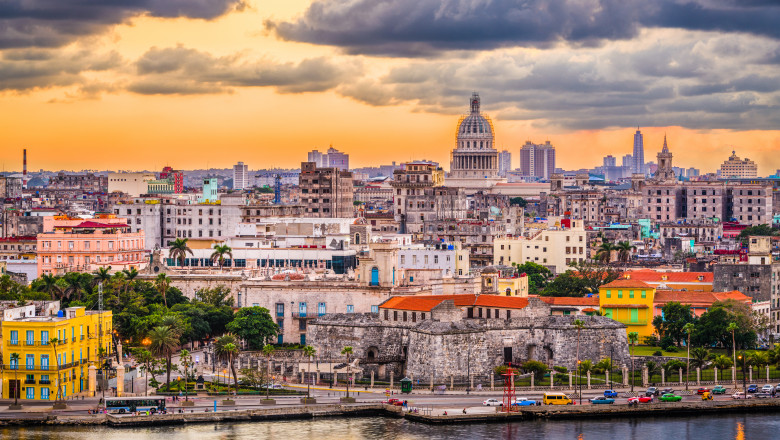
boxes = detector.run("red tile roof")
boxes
[380,294,530,312]
[654,290,751,306]
[622,270,713,284]
[474,296,529,309]
[601,279,653,289]
[70,221,129,229]
[540,297,599,306]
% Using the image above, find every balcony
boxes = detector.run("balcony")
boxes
[8,340,19,346]
[613,319,648,326]
[39,380,51,385]
[24,379,36,385]
[291,312,315,319]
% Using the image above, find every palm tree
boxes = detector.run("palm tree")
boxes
[62,272,85,301]
[148,326,179,390]
[615,241,636,267]
[155,273,171,308]
[342,346,354,399]
[750,352,769,380]
[9,352,19,406]
[261,344,275,400]
[690,347,710,370]
[683,322,694,390]
[210,244,233,271]
[215,334,241,396]
[169,238,193,267]
[36,274,59,300]
[302,345,316,399]
[595,242,614,265]
[93,267,111,286]
[645,361,660,385]
[628,332,639,392]
[122,267,139,293]
[179,349,193,401]
[727,321,738,385]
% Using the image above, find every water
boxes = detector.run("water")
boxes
[1,413,772,439]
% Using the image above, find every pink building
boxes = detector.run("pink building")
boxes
[37,216,145,276]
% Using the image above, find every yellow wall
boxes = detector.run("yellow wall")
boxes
[498,276,529,297]
[1,308,112,401]
[598,285,656,338]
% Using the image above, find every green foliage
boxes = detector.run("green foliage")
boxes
[553,366,568,374]
[643,336,659,346]
[653,302,695,347]
[645,361,661,378]
[652,350,663,357]
[513,262,553,295]
[593,358,613,374]
[662,359,687,375]
[692,300,757,350]
[210,243,233,269]
[521,360,548,378]
[226,306,279,350]
[540,271,593,297]
[257,186,273,194]
[509,197,528,208]
[577,360,593,374]
[194,285,234,307]
[713,355,733,370]
[493,365,509,375]
[690,347,710,369]
[736,224,777,245]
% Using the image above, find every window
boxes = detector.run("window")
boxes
[371,305,379,314]
[26,354,34,370]
[26,330,34,345]
[629,290,634,299]
[384,309,389,320]
[618,290,623,299]
[393,311,398,321]
[41,388,49,400]
[347,305,354,314]
[276,303,284,317]
[606,290,611,299]
[41,331,49,345]
[27,387,35,400]
[10,330,18,345]
[641,290,646,299]
[318,302,326,316]
[630,308,639,322]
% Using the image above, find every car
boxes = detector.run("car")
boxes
[732,392,752,400]
[712,385,727,395]
[761,385,774,393]
[696,387,710,395]
[661,388,675,395]
[628,396,654,404]
[383,398,400,405]
[261,383,283,390]
[645,387,659,397]
[747,384,758,393]
[775,384,780,393]
[604,390,618,398]
[659,393,682,402]
[755,392,772,399]
[589,396,615,404]
[483,398,502,407]
[512,398,538,406]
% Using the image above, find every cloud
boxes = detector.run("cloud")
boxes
[0,0,247,49]
[0,48,122,91]
[128,46,360,95]
[267,0,780,57]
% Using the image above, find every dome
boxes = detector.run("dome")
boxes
[456,92,494,150]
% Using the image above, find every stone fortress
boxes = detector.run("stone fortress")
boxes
[308,294,630,382]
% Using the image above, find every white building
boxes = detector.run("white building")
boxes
[107,172,155,197]
[397,243,470,279]
[233,162,249,190]
[493,219,588,274]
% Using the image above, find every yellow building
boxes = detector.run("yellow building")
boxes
[1,304,112,401]
[598,279,655,338]
[498,275,530,297]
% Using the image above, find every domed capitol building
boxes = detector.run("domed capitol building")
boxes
[447,93,506,189]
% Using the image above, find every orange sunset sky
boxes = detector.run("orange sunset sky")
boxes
[1,1,779,174]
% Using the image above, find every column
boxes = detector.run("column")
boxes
[116,343,123,366]
[587,371,591,389]
[333,371,338,387]
[569,372,573,390]
[430,374,434,392]
[470,374,474,391]
[622,367,629,386]
[316,369,320,385]
[116,364,125,397]
[390,371,394,389]
[767,366,770,383]
[732,367,736,386]
[88,365,97,397]
[490,374,494,391]
[450,375,454,391]
[370,371,374,389]
[714,367,718,384]
[642,367,648,387]
[550,371,555,390]
[530,372,534,390]
[605,371,610,388]
[696,368,701,386]
[300,371,304,384]
[678,368,683,386]
[749,366,753,383]
[661,368,665,385]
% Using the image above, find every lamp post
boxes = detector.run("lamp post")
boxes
[466,334,471,395]
[738,354,746,396]
[577,360,582,405]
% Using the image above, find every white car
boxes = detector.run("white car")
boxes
[761,385,773,393]
[482,398,502,406]
[732,392,752,400]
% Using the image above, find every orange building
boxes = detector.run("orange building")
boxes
[37,216,145,276]
[653,290,751,318]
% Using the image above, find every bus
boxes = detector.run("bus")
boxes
[104,397,167,414]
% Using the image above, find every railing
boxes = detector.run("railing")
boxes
[8,340,19,346]
[291,312,315,319]
[24,379,35,385]
[39,380,51,385]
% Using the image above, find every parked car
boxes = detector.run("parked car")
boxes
[755,392,772,399]
[775,384,780,393]
[589,396,615,404]
[747,384,758,393]
[260,383,283,390]
[660,393,682,402]
[512,398,538,406]
[712,385,727,395]
[383,398,401,405]
[483,399,502,407]
[645,387,659,396]
[604,390,618,398]
[628,396,653,404]
[761,385,773,393]
[732,392,752,400]
[661,388,675,395]
[696,387,710,395]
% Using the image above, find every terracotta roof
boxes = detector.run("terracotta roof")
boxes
[601,279,653,289]
[622,270,713,284]
[713,291,752,302]
[582,308,598,313]
[474,296,529,309]
[540,297,599,306]
[0,236,37,242]
[653,290,751,306]
[380,294,530,312]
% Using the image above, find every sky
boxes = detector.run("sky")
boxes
[1,0,780,175]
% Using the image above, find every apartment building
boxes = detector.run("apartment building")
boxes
[299,162,354,218]
[493,219,588,274]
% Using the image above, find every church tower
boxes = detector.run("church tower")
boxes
[653,135,676,182]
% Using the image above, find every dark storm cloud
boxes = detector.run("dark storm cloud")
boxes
[267,0,780,56]
[0,0,247,49]
[0,48,121,91]
[129,46,359,95]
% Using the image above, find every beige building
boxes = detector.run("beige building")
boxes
[299,162,354,218]
[493,219,588,274]
[720,151,758,178]
[107,172,155,197]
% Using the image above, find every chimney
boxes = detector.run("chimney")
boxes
[23,148,27,189]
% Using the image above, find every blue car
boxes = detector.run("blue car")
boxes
[747,384,758,393]
[604,390,618,398]
[589,396,615,404]
[512,398,538,406]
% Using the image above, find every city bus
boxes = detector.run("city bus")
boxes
[104,397,167,414]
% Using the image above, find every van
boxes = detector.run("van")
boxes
[543,392,573,405]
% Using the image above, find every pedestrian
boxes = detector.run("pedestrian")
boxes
[462,408,467,414]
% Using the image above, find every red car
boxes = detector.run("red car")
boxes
[628,396,653,404]
[697,388,710,395]
[384,398,400,405]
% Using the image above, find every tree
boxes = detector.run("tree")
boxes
[132,347,156,396]
[262,344,276,400]
[36,274,59,300]
[615,241,636,266]
[215,334,240,396]
[122,267,139,293]
[155,273,171,308]
[179,349,193,401]
[521,360,549,378]
[225,306,279,349]
[210,244,233,271]
[690,347,710,370]
[541,271,592,297]
[713,355,733,371]
[652,302,695,346]
[169,238,194,267]
[509,197,528,208]
[342,346,354,399]
[628,332,638,392]
[194,285,234,307]
[93,267,111,285]
[9,352,19,406]
[595,242,615,264]
[569,261,621,293]
[750,351,769,380]
[663,359,686,376]
[302,345,316,399]
[513,262,553,295]
[683,322,694,389]
[736,224,777,245]
[148,325,179,389]
[645,361,661,384]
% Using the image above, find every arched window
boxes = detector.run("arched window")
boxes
[354,233,360,245]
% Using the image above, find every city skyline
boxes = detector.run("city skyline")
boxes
[1,1,779,174]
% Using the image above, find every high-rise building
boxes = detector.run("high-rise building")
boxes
[633,129,645,175]
[719,151,758,178]
[307,150,326,168]
[307,147,350,171]
[603,155,616,168]
[622,154,633,168]
[159,166,184,193]
[232,162,249,190]
[299,162,354,218]
[449,93,499,179]
[498,150,512,177]
[519,141,556,180]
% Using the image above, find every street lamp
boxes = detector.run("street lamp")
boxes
[577,360,582,405]
[738,354,747,396]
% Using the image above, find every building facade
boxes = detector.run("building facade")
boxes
[519,141,556,180]
[720,151,758,178]
[299,162,354,218]
[233,162,249,190]
[449,93,499,180]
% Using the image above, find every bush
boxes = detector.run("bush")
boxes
[652,351,663,357]
[659,335,676,351]
[553,366,568,374]
[643,336,660,346]
[521,360,548,378]
[665,346,679,353]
